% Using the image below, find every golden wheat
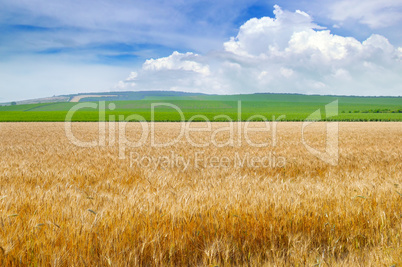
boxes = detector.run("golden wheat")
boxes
[0,122,401,266]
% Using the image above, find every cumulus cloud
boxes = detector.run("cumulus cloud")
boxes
[114,72,138,90]
[224,5,325,57]
[115,5,402,96]
[143,52,210,75]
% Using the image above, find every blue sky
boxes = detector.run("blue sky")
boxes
[1,0,402,102]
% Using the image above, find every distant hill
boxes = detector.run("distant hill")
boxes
[0,91,207,106]
[2,90,401,106]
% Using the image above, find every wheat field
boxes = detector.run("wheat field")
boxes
[0,122,401,266]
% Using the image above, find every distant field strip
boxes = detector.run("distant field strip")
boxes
[70,95,118,102]
[0,94,400,121]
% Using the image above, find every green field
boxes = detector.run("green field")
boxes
[1,93,401,122]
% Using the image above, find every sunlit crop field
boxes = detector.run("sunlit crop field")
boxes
[0,122,401,266]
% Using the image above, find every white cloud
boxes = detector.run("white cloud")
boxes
[332,68,351,80]
[113,72,138,90]
[280,67,294,78]
[329,0,402,28]
[223,5,325,57]
[126,72,138,81]
[287,30,363,61]
[143,52,210,75]
[115,5,402,96]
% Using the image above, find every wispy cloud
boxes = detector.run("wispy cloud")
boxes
[329,0,402,29]
[0,0,266,57]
